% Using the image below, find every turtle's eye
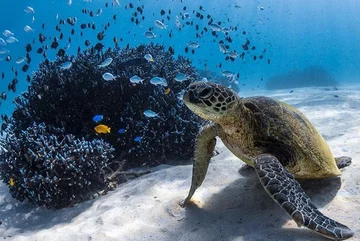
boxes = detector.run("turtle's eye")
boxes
[198,86,213,99]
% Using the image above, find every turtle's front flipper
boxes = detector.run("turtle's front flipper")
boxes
[180,123,219,207]
[335,156,352,169]
[254,154,354,240]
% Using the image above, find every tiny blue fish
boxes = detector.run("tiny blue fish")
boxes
[144,53,154,62]
[144,31,156,39]
[97,57,113,68]
[150,77,167,86]
[92,114,103,123]
[118,128,125,134]
[102,72,117,81]
[174,73,188,82]
[134,136,142,142]
[59,61,72,70]
[143,110,158,118]
[129,75,144,84]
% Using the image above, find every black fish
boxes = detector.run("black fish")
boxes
[94,42,104,51]
[85,40,90,46]
[57,48,65,57]
[26,44,32,52]
[39,33,46,43]
[160,9,165,15]
[80,23,87,29]
[5,55,11,61]
[22,64,29,72]
[51,39,59,49]
[97,31,105,40]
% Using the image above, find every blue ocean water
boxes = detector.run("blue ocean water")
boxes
[1,0,360,117]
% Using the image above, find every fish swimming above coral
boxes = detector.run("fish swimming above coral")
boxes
[94,124,111,134]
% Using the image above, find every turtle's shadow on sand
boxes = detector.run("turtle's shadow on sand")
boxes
[180,167,342,241]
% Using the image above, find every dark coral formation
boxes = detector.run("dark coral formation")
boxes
[0,43,204,208]
[265,66,338,90]
[0,122,116,208]
[10,43,203,168]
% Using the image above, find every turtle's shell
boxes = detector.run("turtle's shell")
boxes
[219,96,341,179]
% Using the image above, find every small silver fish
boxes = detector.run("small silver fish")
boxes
[144,31,156,39]
[2,30,14,37]
[59,61,72,70]
[154,20,167,29]
[187,41,199,49]
[0,48,9,54]
[209,23,222,32]
[258,6,264,11]
[95,8,103,16]
[150,77,167,86]
[175,16,181,28]
[222,27,232,34]
[6,36,19,43]
[144,54,154,62]
[15,56,27,64]
[24,6,35,14]
[102,72,117,81]
[143,110,158,118]
[67,0,72,6]
[129,75,144,84]
[183,13,190,19]
[24,25,35,33]
[174,73,188,82]
[0,38,6,46]
[97,57,113,68]
[112,0,120,6]
[221,70,234,78]
[228,51,239,59]
[219,43,228,53]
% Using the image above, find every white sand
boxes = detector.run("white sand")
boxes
[0,87,359,241]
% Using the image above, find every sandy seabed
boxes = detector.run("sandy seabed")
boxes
[0,86,359,241]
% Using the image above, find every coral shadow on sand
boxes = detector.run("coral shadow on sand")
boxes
[0,184,95,237]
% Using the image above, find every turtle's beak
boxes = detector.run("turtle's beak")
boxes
[182,90,190,103]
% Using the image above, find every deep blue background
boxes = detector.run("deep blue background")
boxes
[1,0,360,116]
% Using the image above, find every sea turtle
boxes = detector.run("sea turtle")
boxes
[180,81,354,240]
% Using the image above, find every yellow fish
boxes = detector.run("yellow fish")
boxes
[9,178,15,187]
[164,88,171,95]
[94,124,111,134]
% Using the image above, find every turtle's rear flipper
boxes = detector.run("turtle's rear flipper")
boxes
[335,156,352,169]
[255,154,354,240]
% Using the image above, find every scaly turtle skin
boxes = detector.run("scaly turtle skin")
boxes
[181,81,353,241]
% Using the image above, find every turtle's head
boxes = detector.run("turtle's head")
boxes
[183,81,239,121]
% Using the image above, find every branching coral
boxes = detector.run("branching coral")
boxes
[0,121,116,208]
[11,43,204,168]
